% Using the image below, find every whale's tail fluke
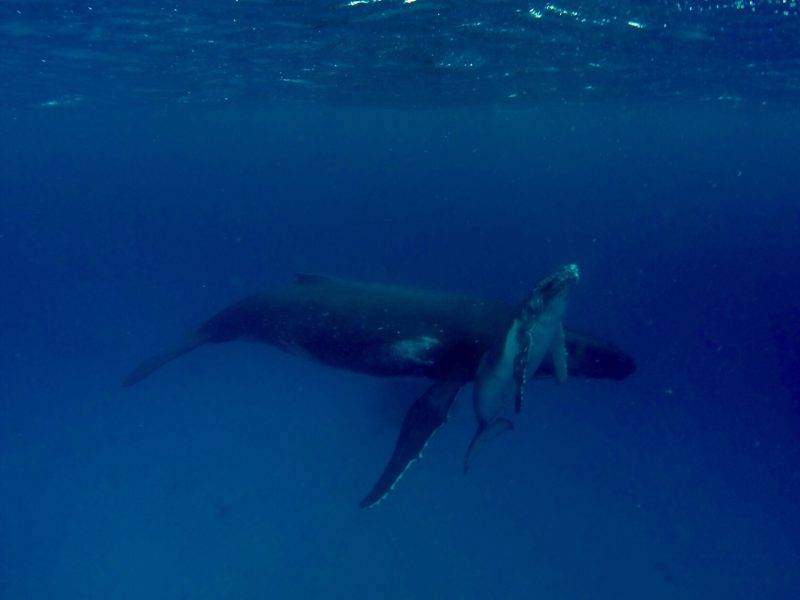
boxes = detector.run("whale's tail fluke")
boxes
[463,418,514,475]
[123,332,207,387]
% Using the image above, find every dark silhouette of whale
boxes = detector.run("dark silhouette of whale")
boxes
[124,274,635,507]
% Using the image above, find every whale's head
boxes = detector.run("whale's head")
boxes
[569,336,636,380]
[525,263,580,317]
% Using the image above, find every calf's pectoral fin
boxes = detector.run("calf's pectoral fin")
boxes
[551,322,568,383]
[513,330,531,414]
[463,418,514,475]
[360,373,467,509]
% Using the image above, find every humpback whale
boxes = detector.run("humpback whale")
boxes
[465,264,579,473]
[124,273,635,507]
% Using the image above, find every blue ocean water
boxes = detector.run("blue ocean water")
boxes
[1,2,799,598]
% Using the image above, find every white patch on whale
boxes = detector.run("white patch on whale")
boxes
[390,336,441,365]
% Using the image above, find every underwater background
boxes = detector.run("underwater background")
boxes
[1,1,799,598]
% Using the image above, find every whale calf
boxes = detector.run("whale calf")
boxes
[465,264,579,473]
[124,273,635,507]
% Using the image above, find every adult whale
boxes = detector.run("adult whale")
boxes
[124,274,635,507]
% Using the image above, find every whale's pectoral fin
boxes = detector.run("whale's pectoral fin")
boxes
[551,322,568,383]
[360,374,466,509]
[514,329,532,414]
[463,418,514,475]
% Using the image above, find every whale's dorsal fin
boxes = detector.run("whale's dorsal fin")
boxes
[294,273,338,286]
[360,371,468,508]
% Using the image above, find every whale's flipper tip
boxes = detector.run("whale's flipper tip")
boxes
[360,374,466,509]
